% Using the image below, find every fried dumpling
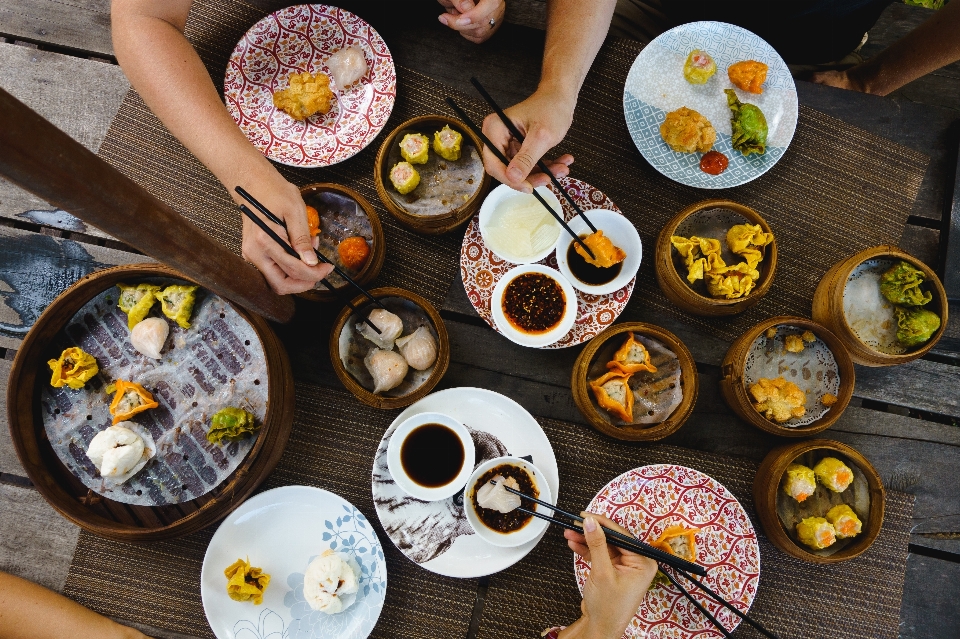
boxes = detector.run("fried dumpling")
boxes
[129,316,169,360]
[670,236,724,284]
[589,370,634,422]
[574,230,626,269]
[364,348,408,394]
[607,332,657,374]
[727,60,768,94]
[660,107,716,154]
[48,347,98,390]
[327,45,368,89]
[749,376,806,423]
[705,261,759,299]
[273,71,334,120]
[726,223,773,270]
[358,309,404,350]
[395,326,438,371]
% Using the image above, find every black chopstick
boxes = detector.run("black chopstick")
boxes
[235,186,386,311]
[469,77,597,234]
[443,98,596,260]
[238,204,381,334]
[661,570,734,639]
[677,572,781,639]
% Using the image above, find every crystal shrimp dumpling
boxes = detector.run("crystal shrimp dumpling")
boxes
[327,45,368,89]
[129,316,169,360]
[364,348,408,394]
[358,309,404,350]
[395,326,438,371]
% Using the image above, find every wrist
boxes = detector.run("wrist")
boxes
[845,61,883,96]
[558,613,624,639]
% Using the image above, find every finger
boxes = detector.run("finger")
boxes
[454,0,500,26]
[250,254,318,296]
[526,162,572,189]
[579,511,633,538]
[268,240,334,282]
[567,538,591,561]
[480,113,531,192]
[582,516,615,578]
[505,127,556,190]
[283,200,319,266]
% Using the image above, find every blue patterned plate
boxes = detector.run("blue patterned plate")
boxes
[201,486,387,639]
[623,21,798,189]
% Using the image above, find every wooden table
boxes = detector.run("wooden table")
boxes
[1,2,959,637]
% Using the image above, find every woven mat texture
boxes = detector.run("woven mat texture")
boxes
[64,384,913,639]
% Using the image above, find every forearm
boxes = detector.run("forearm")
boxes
[540,0,617,104]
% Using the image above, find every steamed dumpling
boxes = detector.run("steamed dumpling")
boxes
[395,326,438,371]
[364,348,408,394]
[85,422,156,484]
[303,550,361,615]
[327,45,368,89]
[129,316,169,360]
[476,475,521,514]
[358,309,404,350]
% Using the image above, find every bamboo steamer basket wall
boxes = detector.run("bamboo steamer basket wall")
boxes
[6,264,295,542]
[296,183,386,303]
[812,245,948,366]
[655,199,777,316]
[719,316,855,437]
[753,439,885,563]
[374,115,492,235]
[330,287,450,409]
[571,323,698,441]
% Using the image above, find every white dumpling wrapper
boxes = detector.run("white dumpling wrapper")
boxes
[327,45,368,89]
[476,475,521,514]
[364,348,408,394]
[395,326,438,371]
[129,316,169,360]
[86,422,156,485]
[358,309,404,350]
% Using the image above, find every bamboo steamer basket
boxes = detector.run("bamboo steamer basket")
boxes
[330,287,450,409]
[6,264,294,541]
[296,183,385,303]
[812,245,947,366]
[754,439,885,563]
[374,115,492,235]
[720,316,855,437]
[655,199,777,316]
[571,323,698,441]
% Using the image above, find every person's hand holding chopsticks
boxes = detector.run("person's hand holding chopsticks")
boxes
[559,513,657,639]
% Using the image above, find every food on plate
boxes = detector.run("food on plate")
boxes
[129,316,169,360]
[207,407,259,444]
[651,524,700,562]
[483,194,562,261]
[796,516,836,550]
[821,393,839,406]
[659,107,716,154]
[432,124,463,161]
[826,504,862,539]
[224,557,271,605]
[813,457,853,493]
[880,260,932,306]
[683,49,716,84]
[894,306,940,347]
[304,550,360,614]
[607,332,657,374]
[589,370,634,422]
[327,45,368,89]
[306,205,321,238]
[802,331,816,343]
[155,284,198,329]
[48,347,98,390]
[699,150,728,175]
[574,230,626,269]
[476,475,522,514]
[749,376,806,423]
[86,423,156,483]
[725,90,768,156]
[337,236,371,271]
[358,309,404,350]
[502,272,567,334]
[400,132,430,165]
[471,463,538,533]
[109,379,159,424]
[783,463,817,503]
[727,60,769,94]
[395,326,438,371]
[765,327,778,339]
[784,334,805,353]
[389,161,420,195]
[272,72,334,120]
[364,348,409,394]
[117,282,161,329]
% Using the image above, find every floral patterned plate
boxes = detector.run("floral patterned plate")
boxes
[225,4,397,167]
[201,486,386,639]
[575,465,760,639]
[461,177,636,348]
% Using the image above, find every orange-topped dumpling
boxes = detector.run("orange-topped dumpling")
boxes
[651,524,700,562]
[589,370,634,422]
[727,60,768,94]
[575,230,626,269]
[607,332,657,374]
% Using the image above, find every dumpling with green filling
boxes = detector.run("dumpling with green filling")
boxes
[880,260,932,306]
[207,407,260,444]
[155,284,198,329]
[117,283,161,329]
[894,305,940,347]
[724,89,767,156]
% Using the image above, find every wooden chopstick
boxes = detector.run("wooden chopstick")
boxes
[235,186,386,311]
[237,204,381,334]
[661,570,734,638]
[444,97,596,260]
[469,77,597,234]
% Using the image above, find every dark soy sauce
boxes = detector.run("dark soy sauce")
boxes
[567,238,622,285]
[400,423,465,487]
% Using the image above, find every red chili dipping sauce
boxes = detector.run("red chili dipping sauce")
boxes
[700,151,729,175]
[502,273,565,334]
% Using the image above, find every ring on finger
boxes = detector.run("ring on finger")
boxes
[489,18,496,27]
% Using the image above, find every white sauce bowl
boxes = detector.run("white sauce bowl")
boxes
[464,456,552,548]
[479,185,564,265]
[554,209,643,295]
[386,412,476,502]
[490,264,578,348]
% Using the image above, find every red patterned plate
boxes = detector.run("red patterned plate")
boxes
[575,465,760,639]
[225,4,397,167]
[460,178,636,348]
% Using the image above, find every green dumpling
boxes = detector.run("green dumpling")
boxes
[155,284,198,329]
[894,305,940,348]
[880,261,932,307]
[116,283,161,329]
[725,89,768,156]
[207,407,259,444]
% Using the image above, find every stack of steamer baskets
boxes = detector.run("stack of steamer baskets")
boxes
[7,264,295,541]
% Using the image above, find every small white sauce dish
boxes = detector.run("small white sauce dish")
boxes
[490,264,578,348]
[479,184,564,264]
[555,209,643,295]
[386,412,476,502]
[465,456,553,548]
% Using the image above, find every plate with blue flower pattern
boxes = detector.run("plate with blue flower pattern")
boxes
[623,21,798,189]
[201,485,387,639]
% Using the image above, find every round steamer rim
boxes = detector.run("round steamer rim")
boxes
[329,286,450,409]
[719,315,856,437]
[753,438,886,564]
[571,322,699,441]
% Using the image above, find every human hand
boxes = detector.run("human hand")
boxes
[562,513,658,639]
[480,88,576,193]
[236,178,333,295]
[809,67,870,94]
[437,0,505,44]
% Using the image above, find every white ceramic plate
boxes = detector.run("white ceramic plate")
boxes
[555,209,643,295]
[623,21,798,188]
[201,486,387,639]
[371,387,559,577]
[478,184,564,264]
[490,264,578,348]
[465,456,553,548]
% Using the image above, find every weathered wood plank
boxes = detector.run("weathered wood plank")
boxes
[0,358,26,477]
[0,0,113,57]
[899,553,960,639]
[899,223,941,269]
[0,42,128,236]
[944,137,960,300]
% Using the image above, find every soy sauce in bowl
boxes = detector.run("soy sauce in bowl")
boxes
[400,423,466,487]
[566,237,622,286]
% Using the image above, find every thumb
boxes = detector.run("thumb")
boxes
[505,127,552,189]
[286,204,319,266]
[583,516,614,578]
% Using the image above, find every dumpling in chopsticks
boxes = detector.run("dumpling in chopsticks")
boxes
[476,475,521,514]
[589,370,634,422]
[129,316,169,360]
[364,348,408,394]
[396,326,438,371]
[327,45,368,89]
[574,230,626,269]
[117,282,161,329]
[607,332,657,374]
[358,309,404,350]
[155,284,198,329]
[650,524,700,562]
[109,379,159,424]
